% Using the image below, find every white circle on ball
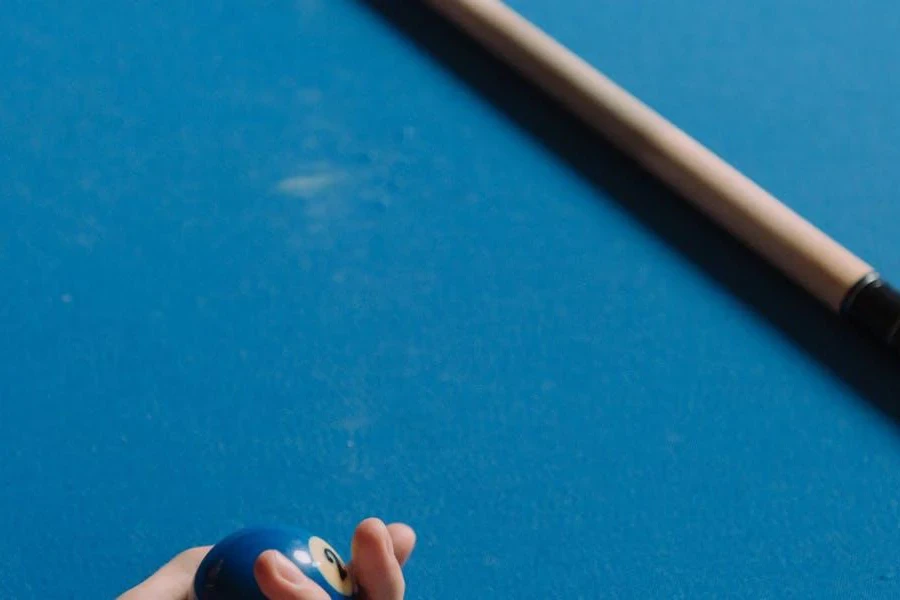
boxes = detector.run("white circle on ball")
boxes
[308,535,354,595]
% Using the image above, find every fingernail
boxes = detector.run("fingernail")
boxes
[270,551,308,586]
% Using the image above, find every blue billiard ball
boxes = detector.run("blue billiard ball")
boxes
[192,526,355,600]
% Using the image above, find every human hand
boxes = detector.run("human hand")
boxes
[118,518,416,600]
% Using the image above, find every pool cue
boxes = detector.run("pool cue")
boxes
[421,0,900,354]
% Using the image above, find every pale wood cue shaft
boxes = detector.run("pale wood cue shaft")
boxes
[421,0,875,314]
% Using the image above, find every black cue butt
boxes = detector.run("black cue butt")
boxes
[842,273,900,354]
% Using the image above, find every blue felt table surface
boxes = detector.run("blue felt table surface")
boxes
[2,1,900,597]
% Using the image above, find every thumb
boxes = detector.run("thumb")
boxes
[254,551,330,600]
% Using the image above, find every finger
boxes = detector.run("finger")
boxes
[386,523,416,567]
[254,550,330,600]
[351,518,405,600]
[117,546,211,600]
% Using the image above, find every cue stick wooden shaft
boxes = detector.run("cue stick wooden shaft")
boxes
[420,0,878,315]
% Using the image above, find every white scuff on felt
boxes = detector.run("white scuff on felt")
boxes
[275,168,345,198]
